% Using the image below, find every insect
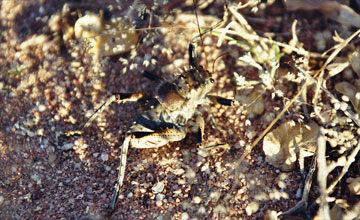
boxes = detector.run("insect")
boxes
[65,1,233,214]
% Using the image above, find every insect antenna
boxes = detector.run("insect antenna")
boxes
[192,0,209,70]
[212,51,230,75]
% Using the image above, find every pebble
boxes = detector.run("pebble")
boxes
[152,182,165,194]
[104,165,111,171]
[245,201,259,216]
[174,168,185,175]
[156,193,165,201]
[31,173,41,185]
[100,153,108,161]
[38,104,46,112]
[61,143,74,151]
[180,212,189,220]
[156,200,163,207]
[185,169,196,179]
[192,196,201,204]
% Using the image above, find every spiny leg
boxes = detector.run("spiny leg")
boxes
[195,114,205,144]
[109,135,131,211]
[206,95,234,106]
[194,112,230,152]
[131,127,187,148]
[198,96,233,153]
[109,127,186,212]
[142,71,163,83]
[65,93,147,136]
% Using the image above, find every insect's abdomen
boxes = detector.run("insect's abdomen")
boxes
[130,126,186,149]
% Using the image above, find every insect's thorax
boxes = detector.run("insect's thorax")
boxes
[130,61,214,134]
[155,74,214,123]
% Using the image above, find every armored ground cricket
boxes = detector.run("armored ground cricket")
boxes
[65,0,233,213]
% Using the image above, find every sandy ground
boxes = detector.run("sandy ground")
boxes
[1,0,360,219]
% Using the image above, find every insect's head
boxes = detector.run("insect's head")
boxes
[175,43,214,94]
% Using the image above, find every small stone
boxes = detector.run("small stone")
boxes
[185,168,196,179]
[100,153,108,161]
[197,206,206,214]
[152,181,165,194]
[104,165,111,171]
[214,205,227,214]
[38,104,46,112]
[245,129,257,139]
[277,180,286,189]
[245,201,259,216]
[192,196,201,204]
[156,193,165,201]
[156,200,163,207]
[48,152,56,165]
[180,212,189,220]
[173,168,185,175]
[61,143,74,151]
[31,173,41,185]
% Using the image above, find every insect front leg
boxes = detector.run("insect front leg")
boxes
[197,96,234,153]
[195,114,205,144]
[206,95,234,106]
[142,71,163,83]
[65,93,148,136]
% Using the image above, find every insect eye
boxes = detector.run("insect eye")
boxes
[210,78,214,83]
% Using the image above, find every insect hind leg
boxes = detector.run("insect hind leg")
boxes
[65,95,118,136]
[108,127,186,212]
[65,93,147,136]
[109,135,131,211]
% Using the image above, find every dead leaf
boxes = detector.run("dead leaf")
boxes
[285,0,360,27]
[237,89,264,118]
[263,120,318,171]
[350,48,360,77]
[329,199,349,220]
[74,11,138,59]
[326,62,349,78]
